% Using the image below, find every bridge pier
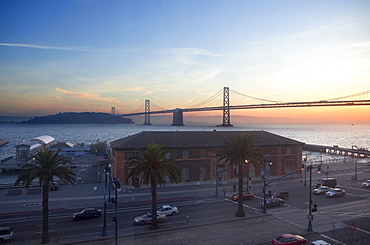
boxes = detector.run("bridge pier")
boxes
[171,108,185,126]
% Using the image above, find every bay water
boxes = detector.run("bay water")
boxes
[1,123,369,184]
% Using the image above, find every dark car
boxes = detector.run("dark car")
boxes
[266,198,285,208]
[50,182,59,191]
[232,192,255,201]
[73,208,102,221]
[272,191,289,200]
[272,233,307,245]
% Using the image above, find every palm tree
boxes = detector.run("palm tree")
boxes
[127,143,179,230]
[15,148,76,244]
[218,132,261,217]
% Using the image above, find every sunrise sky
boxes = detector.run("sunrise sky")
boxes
[1,0,369,124]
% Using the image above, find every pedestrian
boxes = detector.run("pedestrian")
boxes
[197,182,200,188]
[223,188,226,197]
[233,184,236,192]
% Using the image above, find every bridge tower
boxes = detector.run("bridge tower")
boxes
[110,107,116,123]
[171,108,185,126]
[221,87,233,127]
[144,100,152,125]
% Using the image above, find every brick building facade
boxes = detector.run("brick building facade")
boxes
[108,131,304,187]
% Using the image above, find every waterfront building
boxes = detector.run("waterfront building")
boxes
[51,142,91,156]
[108,131,304,187]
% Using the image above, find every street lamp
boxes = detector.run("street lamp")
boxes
[101,164,110,237]
[245,159,249,191]
[112,178,121,245]
[307,163,313,232]
[262,158,272,213]
[108,163,112,203]
[303,156,307,186]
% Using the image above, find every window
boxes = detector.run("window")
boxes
[181,167,190,182]
[199,166,207,180]
[182,151,189,159]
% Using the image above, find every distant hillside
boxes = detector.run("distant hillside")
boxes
[0,116,33,123]
[21,112,134,124]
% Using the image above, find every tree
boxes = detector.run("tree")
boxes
[218,132,261,217]
[15,148,76,244]
[127,143,179,230]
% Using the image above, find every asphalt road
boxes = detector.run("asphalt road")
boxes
[1,155,370,244]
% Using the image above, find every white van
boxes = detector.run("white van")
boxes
[0,227,13,243]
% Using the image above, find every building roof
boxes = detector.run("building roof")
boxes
[31,135,55,145]
[52,142,74,148]
[110,130,304,150]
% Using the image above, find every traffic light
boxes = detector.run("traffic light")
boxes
[317,165,322,173]
[301,164,305,170]
[312,204,318,212]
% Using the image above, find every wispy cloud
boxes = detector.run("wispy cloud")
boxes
[55,87,120,104]
[0,42,86,51]
[158,47,222,57]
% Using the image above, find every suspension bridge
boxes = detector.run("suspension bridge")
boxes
[112,87,370,126]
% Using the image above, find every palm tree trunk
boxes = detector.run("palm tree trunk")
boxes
[236,160,245,217]
[42,181,50,244]
[150,175,159,230]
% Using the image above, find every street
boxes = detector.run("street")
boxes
[1,155,370,244]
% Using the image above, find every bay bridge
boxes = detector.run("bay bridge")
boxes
[112,87,370,126]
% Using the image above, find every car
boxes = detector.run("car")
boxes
[50,182,59,191]
[272,233,307,245]
[232,191,255,201]
[326,188,345,197]
[0,227,13,244]
[265,198,285,208]
[71,162,78,168]
[73,208,102,221]
[272,191,289,200]
[309,240,331,245]
[133,212,166,225]
[313,186,332,195]
[362,180,370,188]
[157,205,179,216]
[315,178,337,188]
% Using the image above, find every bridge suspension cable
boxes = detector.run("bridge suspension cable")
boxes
[326,89,370,101]
[230,89,281,103]
[189,88,223,108]
[131,102,145,113]
[150,101,168,111]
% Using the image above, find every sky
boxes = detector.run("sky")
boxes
[1,0,370,124]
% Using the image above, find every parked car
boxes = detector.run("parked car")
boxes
[71,162,78,168]
[272,191,289,200]
[157,205,179,216]
[272,233,307,245]
[316,178,337,188]
[232,191,255,201]
[326,188,345,197]
[313,186,332,195]
[362,180,370,188]
[133,212,166,225]
[309,240,331,245]
[73,208,102,221]
[0,227,13,244]
[266,198,285,208]
[50,182,59,191]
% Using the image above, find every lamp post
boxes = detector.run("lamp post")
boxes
[262,159,272,213]
[108,163,112,203]
[303,156,307,186]
[113,178,121,245]
[101,164,110,237]
[307,163,313,232]
[245,159,249,191]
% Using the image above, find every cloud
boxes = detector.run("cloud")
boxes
[55,87,120,103]
[0,42,86,51]
[158,47,222,57]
